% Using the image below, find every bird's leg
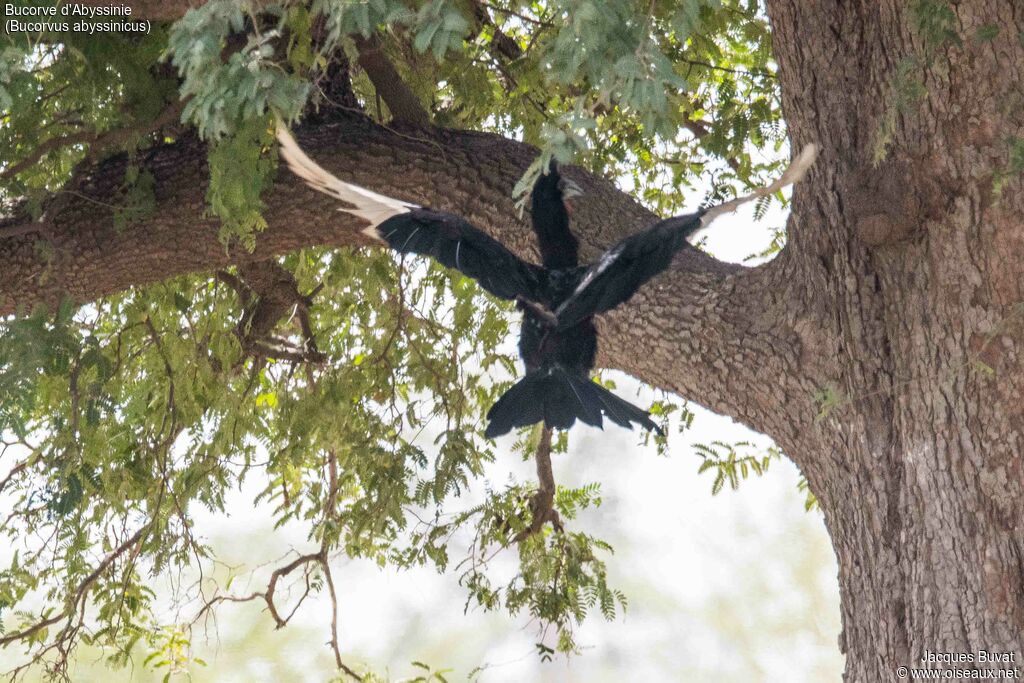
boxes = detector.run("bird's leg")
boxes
[514,295,558,327]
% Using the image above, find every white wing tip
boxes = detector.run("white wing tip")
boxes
[362,223,386,244]
[700,142,819,225]
[274,120,419,231]
[782,143,818,186]
[274,121,303,167]
[275,119,290,142]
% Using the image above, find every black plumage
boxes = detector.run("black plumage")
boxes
[276,124,816,439]
[366,163,672,438]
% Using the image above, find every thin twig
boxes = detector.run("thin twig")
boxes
[480,2,554,28]
[0,459,31,495]
[0,525,149,647]
[680,57,774,78]
[0,99,183,181]
[515,427,562,542]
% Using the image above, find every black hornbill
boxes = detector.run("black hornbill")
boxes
[276,125,816,438]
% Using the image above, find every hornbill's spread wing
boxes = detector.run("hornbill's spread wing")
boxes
[375,210,543,301]
[553,144,819,330]
[277,124,543,302]
[553,212,705,330]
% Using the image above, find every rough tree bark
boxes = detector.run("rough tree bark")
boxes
[767,1,1024,679]
[2,1,1023,680]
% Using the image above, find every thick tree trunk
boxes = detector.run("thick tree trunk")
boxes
[2,0,1023,680]
[767,0,1024,679]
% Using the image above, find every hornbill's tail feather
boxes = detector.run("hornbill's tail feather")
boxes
[484,366,661,438]
[582,379,659,432]
[699,143,818,227]
[275,123,418,238]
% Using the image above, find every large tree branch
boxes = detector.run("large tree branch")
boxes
[353,35,431,127]
[78,0,197,22]
[0,117,827,449]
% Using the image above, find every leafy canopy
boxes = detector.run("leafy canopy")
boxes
[0,0,787,678]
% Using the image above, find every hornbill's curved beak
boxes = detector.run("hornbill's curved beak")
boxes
[558,177,584,199]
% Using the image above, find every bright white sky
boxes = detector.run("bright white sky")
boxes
[183,382,844,683]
